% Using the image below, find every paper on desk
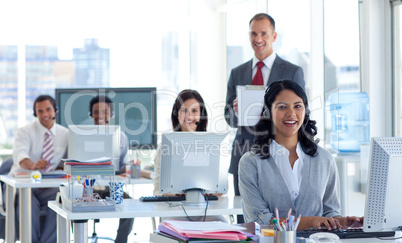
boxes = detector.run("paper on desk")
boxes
[163,220,246,232]
[62,157,113,165]
[63,157,112,163]
[161,221,248,241]
[236,85,265,126]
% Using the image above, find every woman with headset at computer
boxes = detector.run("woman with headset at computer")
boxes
[153,89,225,221]
[238,80,363,230]
[153,89,207,195]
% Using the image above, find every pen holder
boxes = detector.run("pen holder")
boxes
[109,182,124,204]
[126,164,132,178]
[274,231,296,243]
[131,164,141,178]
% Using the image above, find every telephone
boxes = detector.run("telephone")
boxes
[309,232,340,242]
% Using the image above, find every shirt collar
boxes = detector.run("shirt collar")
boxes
[36,119,56,136]
[270,140,304,160]
[253,52,277,70]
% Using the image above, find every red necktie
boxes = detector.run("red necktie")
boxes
[252,61,264,85]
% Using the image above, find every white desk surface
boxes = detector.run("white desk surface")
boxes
[0,174,151,188]
[0,175,69,188]
[48,196,242,220]
[0,174,152,243]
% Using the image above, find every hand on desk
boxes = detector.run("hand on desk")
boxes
[335,216,364,229]
[303,216,343,231]
[32,159,50,170]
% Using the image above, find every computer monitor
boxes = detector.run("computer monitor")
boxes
[55,87,157,149]
[364,137,402,232]
[159,132,229,204]
[68,125,121,171]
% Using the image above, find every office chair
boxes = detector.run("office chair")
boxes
[89,187,114,242]
[89,219,114,242]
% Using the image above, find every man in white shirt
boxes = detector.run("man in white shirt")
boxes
[10,95,68,243]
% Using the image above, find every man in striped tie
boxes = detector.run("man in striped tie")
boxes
[10,95,68,243]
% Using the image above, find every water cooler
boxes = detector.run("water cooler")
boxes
[328,92,370,216]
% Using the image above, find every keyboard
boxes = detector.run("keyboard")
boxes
[297,228,395,239]
[140,194,219,202]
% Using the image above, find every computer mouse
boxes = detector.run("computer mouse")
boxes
[309,232,340,242]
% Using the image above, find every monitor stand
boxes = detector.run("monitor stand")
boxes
[184,189,206,205]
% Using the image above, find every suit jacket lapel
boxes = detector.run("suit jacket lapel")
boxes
[268,55,284,86]
[243,59,253,85]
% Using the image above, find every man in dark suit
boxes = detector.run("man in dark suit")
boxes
[224,13,305,222]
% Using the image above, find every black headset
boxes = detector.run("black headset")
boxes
[89,95,114,118]
[33,95,58,117]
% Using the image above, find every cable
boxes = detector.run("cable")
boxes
[165,196,210,222]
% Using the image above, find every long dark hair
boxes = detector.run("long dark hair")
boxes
[253,80,318,158]
[171,89,208,131]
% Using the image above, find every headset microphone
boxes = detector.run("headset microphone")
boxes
[52,117,56,120]
[105,120,109,124]
[195,121,200,126]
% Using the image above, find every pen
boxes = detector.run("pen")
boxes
[275,208,280,222]
[287,208,292,221]
[272,219,283,231]
[293,215,301,231]
[282,220,287,231]
[289,215,295,231]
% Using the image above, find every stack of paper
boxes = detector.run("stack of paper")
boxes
[63,157,113,165]
[156,220,252,242]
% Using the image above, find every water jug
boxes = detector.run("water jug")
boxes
[328,92,369,152]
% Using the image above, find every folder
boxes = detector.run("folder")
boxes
[236,85,265,126]
[159,220,249,241]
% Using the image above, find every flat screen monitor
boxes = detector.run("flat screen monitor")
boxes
[68,125,120,171]
[364,137,402,232]
[159,132,229,204]
[55,87,157,149]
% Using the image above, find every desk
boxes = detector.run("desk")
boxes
[0,175,69,243]
[0,174,151,243]
[48,196,242,243]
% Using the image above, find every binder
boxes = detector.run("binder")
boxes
[236,85,265,126]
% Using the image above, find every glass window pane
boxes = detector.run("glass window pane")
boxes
[395,3,402,136]
[0,0,230,149]
[323,0,361,151]
[267,0,311,91]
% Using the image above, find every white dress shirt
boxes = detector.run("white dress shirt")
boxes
[11,120,68,174]
[270,140,304,204]
[252,52,277,86]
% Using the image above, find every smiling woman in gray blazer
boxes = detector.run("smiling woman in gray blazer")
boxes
[239,80,362,230]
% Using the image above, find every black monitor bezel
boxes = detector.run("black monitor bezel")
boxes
[55,87,157,150]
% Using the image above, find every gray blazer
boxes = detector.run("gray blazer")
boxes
[224,55,305,175]
[238,146,342,225]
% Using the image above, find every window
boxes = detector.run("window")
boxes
[0,0,227,151]
[394,1,402,136]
